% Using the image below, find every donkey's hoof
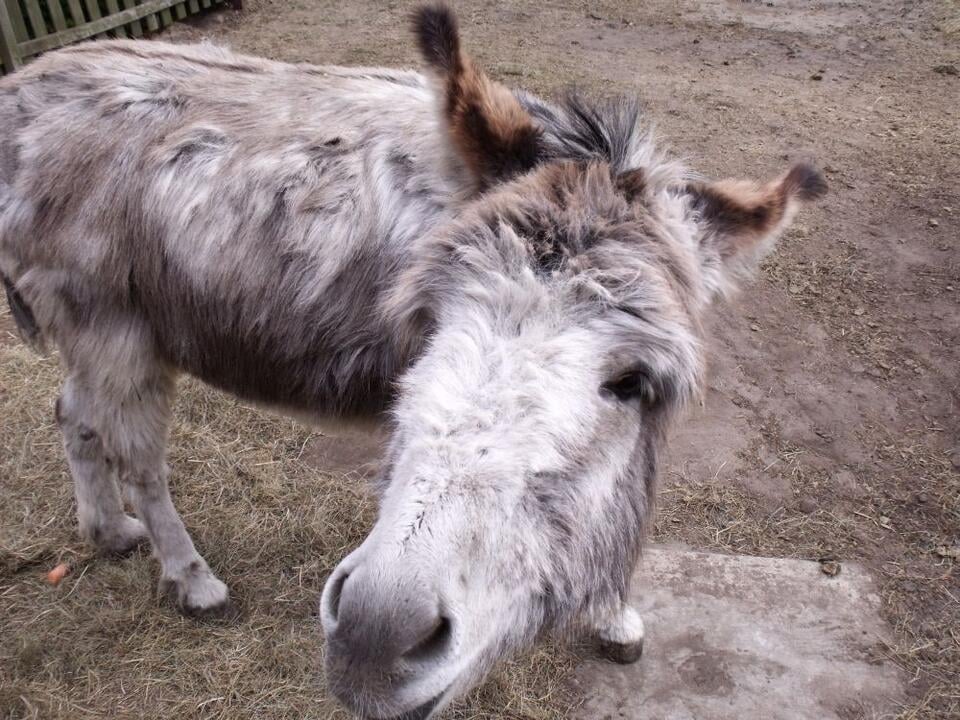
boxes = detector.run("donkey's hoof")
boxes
[598,637,644,665]
[160,564,231,618]
[183,594,234,620]
[88,515,149,557]
[595,604,644,664]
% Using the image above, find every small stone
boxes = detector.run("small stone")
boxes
[879,515,893,529]
[750,323,761,332]
[928,218,939,227]
[853,307,865,316]
[914,492,930,504]
[933,64,958,76]
[819,560,841,577]
[810,72,824,81]
[798,497,818,514]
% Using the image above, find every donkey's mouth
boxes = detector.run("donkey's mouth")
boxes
[373,692,445,720]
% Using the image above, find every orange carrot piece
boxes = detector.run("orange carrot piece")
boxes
[46,563,71,586]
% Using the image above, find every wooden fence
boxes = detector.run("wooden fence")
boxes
[0,0,241,75]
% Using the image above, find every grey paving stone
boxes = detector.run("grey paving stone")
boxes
[573,547,905,720]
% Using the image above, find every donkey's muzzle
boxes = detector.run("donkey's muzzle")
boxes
[321,558,456,718]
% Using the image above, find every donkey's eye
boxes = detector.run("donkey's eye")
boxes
[601,370,658,407]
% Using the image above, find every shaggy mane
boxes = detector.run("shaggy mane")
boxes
[517,91,683,194]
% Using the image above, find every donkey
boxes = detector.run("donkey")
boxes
[0,4,825,718]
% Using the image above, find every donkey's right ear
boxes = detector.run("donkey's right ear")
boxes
[412,4,543,191]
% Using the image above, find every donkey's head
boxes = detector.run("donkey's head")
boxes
[320,6,826,718]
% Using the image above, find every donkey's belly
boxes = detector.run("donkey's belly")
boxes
[161,326,401,417]
[147,282,410,417]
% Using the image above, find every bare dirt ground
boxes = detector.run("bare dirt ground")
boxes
[1,1,958,718]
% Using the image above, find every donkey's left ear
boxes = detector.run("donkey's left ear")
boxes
[413,4,542,191]
[687,163,827,291]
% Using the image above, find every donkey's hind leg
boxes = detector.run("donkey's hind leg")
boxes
[58,375,148,555]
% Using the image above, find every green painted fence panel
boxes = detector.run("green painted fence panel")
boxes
[5,0,29,41]
[65,0,86,26]
[0,0,22,72]
[47,0,69,32]
[0,0,232,73]
[21,0,48,38]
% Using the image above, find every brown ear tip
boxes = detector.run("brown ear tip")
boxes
[412,3,460,73]
[784,163,828,201]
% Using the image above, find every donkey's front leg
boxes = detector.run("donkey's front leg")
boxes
[90,356,230,616]
[125,462,230,616]
[593,601,645,664]
[58,318,229,616]
[57,375,149,555]
[108,372,229,617]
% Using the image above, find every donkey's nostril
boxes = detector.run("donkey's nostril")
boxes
[402,615,453,663]
[325,569,350,622]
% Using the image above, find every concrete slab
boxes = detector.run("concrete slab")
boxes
[573,547,906,720]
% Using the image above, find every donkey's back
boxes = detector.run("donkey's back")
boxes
[0,40,454,413]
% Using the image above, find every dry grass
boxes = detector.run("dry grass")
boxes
[0,342,579,720]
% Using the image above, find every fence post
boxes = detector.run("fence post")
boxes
[0,0,22,74]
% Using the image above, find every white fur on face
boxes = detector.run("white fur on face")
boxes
[360,293,661,693]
